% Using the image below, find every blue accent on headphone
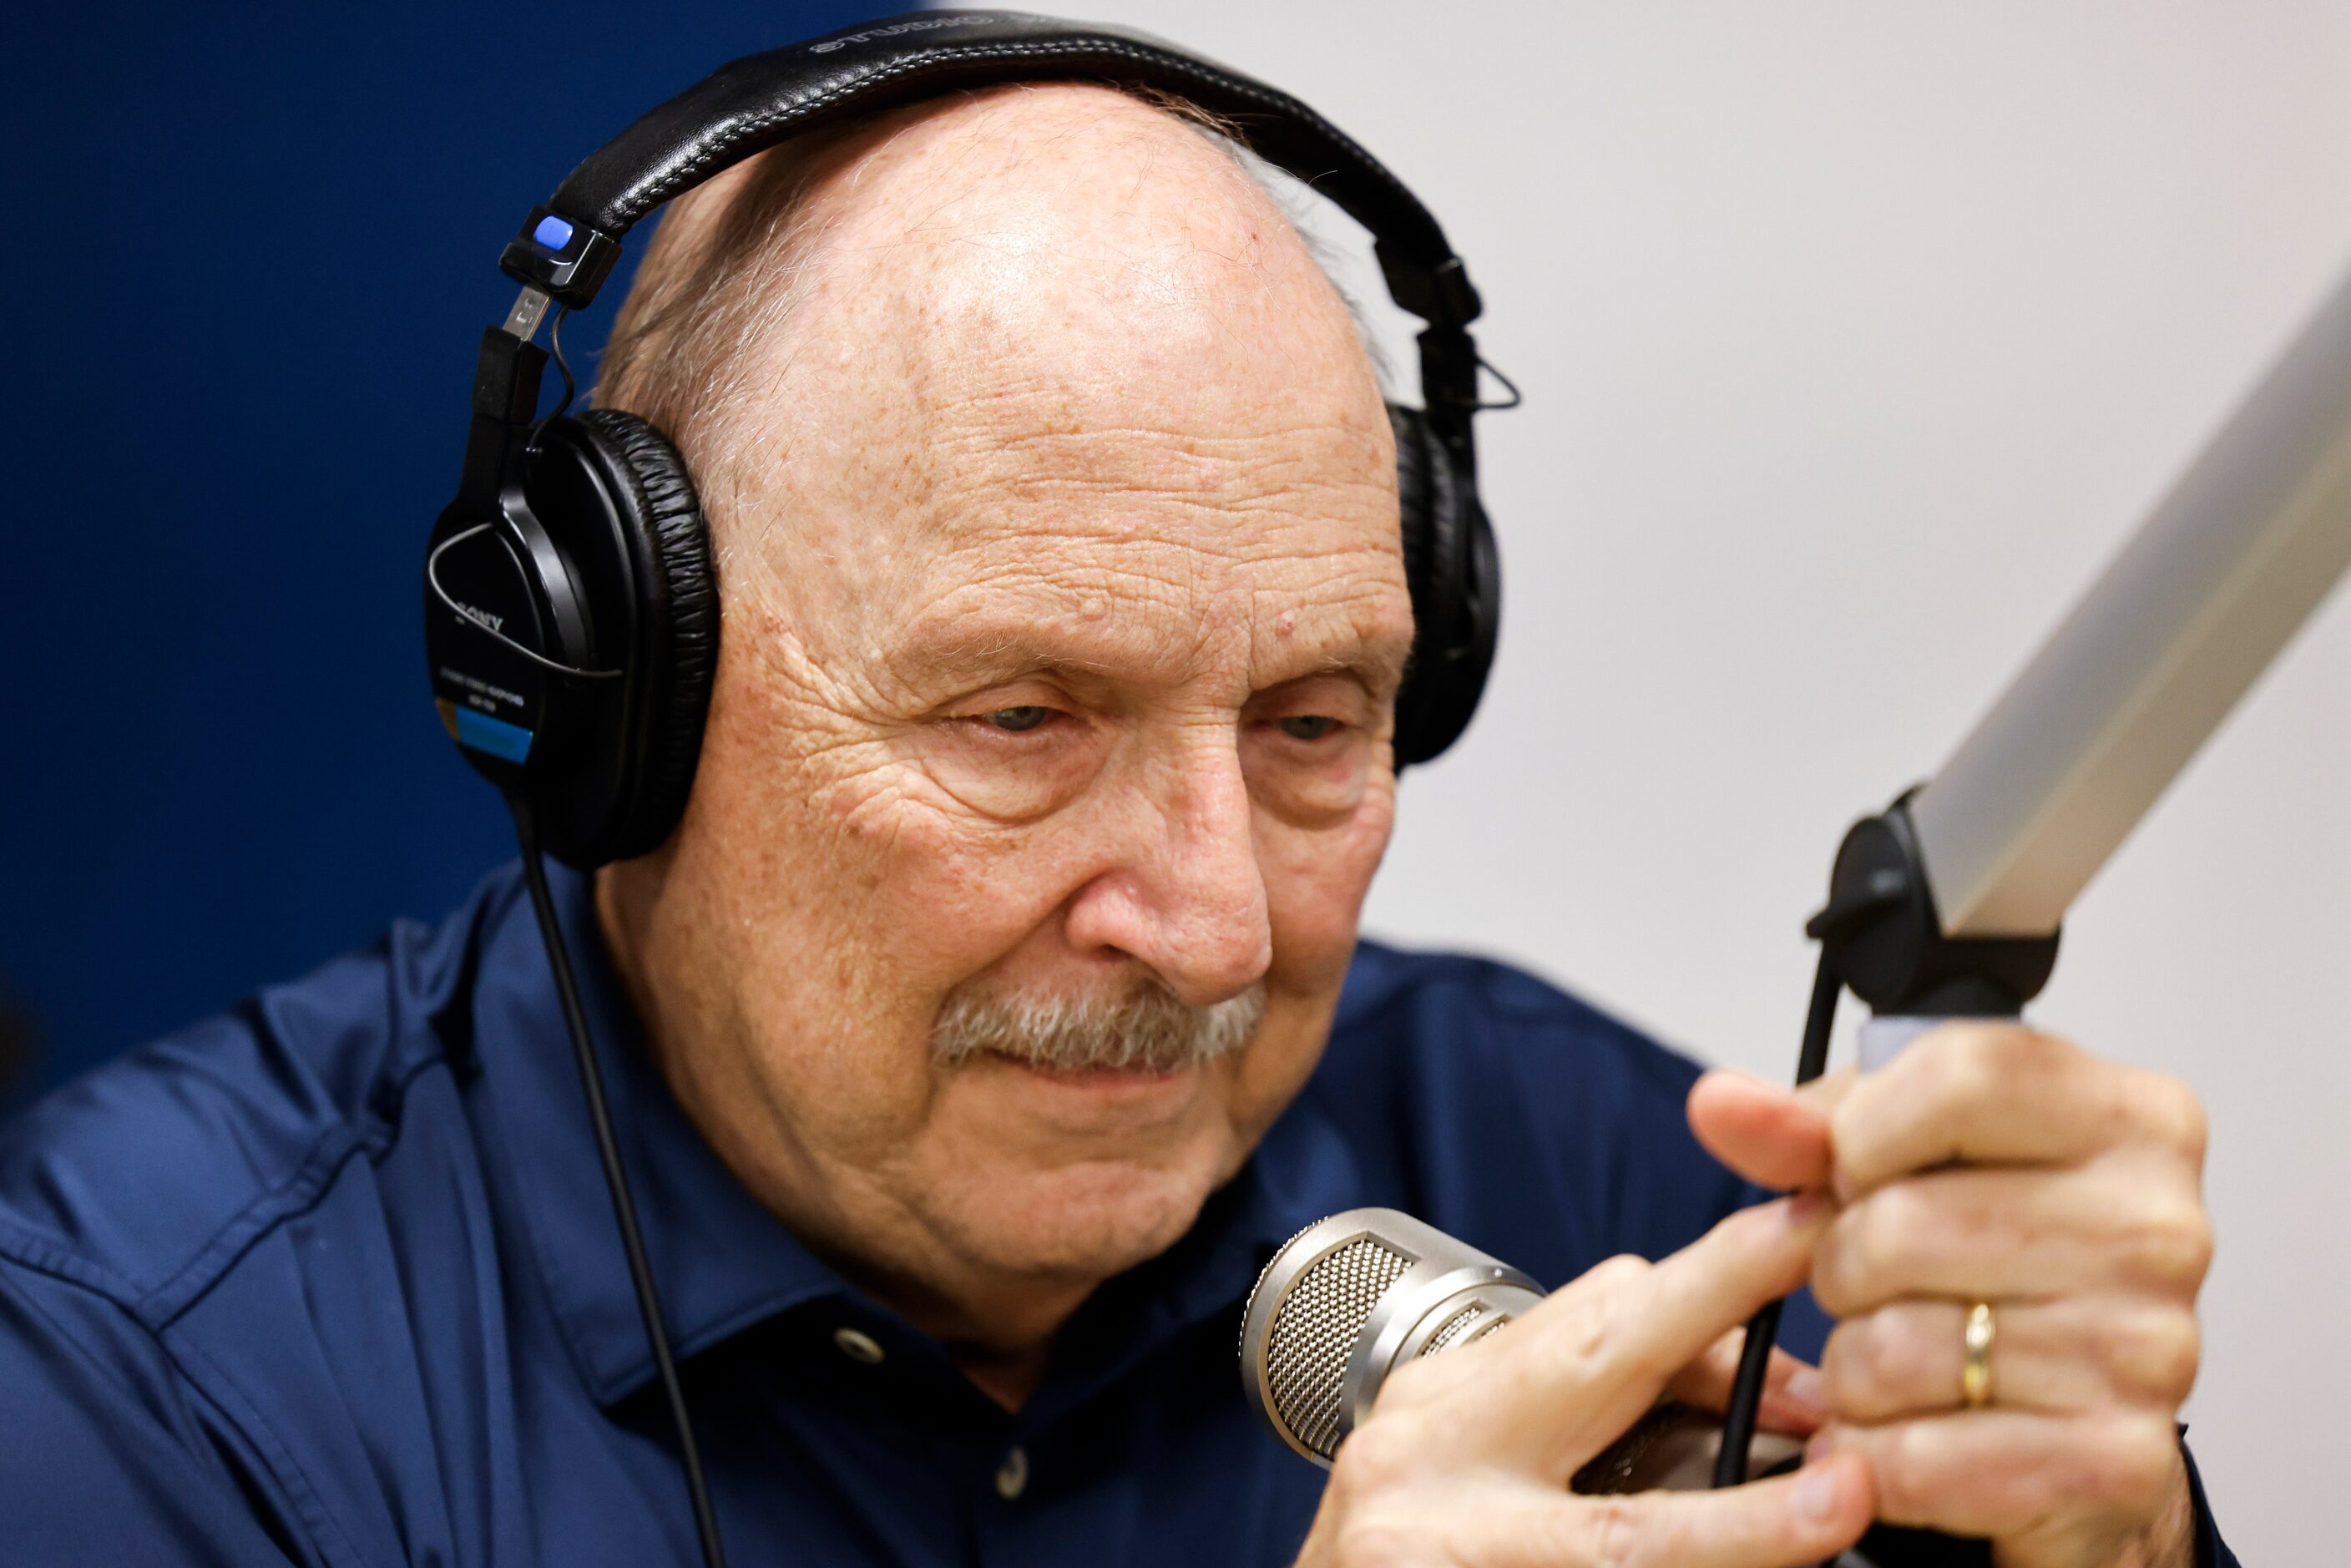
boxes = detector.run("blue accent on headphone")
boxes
[454,707,534,763]
[532,214,575,250]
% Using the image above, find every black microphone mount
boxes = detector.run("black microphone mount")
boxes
[1807,795,2058,1025]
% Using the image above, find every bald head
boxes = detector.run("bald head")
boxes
[599,83,1388,560]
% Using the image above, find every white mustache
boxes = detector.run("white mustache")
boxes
[930,979,1267,1074]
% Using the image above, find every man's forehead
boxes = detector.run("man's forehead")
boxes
[882,318,1403,693]
[859,341,1407,701]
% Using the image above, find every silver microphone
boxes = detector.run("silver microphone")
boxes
[1239,1208,1541,1465]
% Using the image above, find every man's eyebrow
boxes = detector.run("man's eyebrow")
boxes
[1277,647,1410,696]
[886,615,1415,696]
[888,631,1114,690]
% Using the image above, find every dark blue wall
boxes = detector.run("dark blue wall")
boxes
[0,2,886,1102]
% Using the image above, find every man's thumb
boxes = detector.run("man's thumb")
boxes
[1686,1068,1845,1191]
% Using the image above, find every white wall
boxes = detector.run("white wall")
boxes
[1063,2,2345,1555]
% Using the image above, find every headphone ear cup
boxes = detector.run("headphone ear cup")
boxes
[572,408,719,863]
[1389,403,1499,766]
[521,409,717,865]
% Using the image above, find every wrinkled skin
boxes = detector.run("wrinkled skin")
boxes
[595,83,2206,1568]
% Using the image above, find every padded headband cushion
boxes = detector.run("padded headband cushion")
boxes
[572,409,718,861]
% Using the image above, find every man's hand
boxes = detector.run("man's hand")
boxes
[1294,1196,1875,1568]
[1689,1024,2212,1568]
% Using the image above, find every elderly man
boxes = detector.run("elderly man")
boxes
[0,63,2228,1568]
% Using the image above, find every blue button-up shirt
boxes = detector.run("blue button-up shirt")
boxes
[0,862,2232,1565]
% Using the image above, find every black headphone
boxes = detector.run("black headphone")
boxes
[425,10,1505,869]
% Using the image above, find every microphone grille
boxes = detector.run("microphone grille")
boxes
[1262,1235,1415,1460]
[1241,1209,1542,1466]
[1419,1299,1503,1356]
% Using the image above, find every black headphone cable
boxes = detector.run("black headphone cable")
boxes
[1711,946,1843,1494]
[510,794,731,1568]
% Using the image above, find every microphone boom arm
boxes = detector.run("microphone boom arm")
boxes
[1915,264,2351,941]
[1718,258,2351,1496]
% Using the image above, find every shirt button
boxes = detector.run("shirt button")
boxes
[832,1327,885,1365]
[993,1444,1029,1500]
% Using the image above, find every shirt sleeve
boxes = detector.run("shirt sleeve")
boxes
[0,1260,302,1567]
[2180,1432,2237,1568]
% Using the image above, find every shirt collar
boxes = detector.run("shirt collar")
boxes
[469,858,1371,1410]
[472,860,848,1406]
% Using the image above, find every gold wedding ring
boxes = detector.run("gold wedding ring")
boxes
[1961,1301,1996,1409]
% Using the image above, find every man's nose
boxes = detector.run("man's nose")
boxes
[1061,728,1272,1007]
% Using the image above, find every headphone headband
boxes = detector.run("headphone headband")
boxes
[498,9,1484,335]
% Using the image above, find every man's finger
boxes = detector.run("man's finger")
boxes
[1392,1453,1875,1568]
[1671,1333,1830,1434]
[1470,1195,1834,1477]
[1686,1070,1846,1191]
[1810,1161,2212,1317]
[1821,1297,2202,1423]
[1818,1410,2183,1545]
[1828,1024,2205,1198]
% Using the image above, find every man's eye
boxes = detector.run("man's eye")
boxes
[987,706,1055,733]
[1277,715,1341,741]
